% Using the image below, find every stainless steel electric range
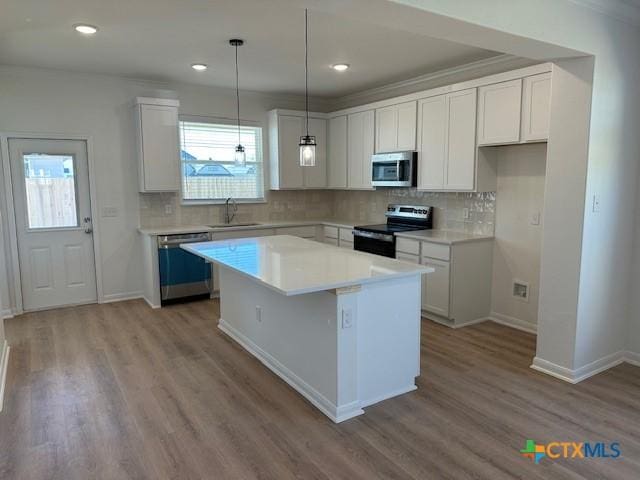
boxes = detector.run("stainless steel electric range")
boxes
[353,204,433,258]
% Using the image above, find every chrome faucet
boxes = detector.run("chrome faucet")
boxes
[224,197,238,224]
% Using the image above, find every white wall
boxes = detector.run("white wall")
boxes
[491,143,546,331]
[0,65,315,311]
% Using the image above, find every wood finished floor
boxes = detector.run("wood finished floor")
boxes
[1,299,639,479]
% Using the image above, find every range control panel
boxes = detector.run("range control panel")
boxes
[385,204,433,220]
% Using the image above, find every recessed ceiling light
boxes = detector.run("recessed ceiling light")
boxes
[332,63,350,72]
[191,63,208,71]
[74,24,98,35]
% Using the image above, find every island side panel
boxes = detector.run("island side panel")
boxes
[356,274,422,407]
[217,266,361,422]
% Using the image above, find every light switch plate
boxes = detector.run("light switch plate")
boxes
[102,206,118,217]
[530,212,540,226]
[592,195,601,213]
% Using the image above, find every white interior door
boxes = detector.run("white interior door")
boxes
[9,138,97,311]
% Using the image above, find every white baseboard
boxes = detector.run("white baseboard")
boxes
[0,341,9,412]
[488,312,537,334]
[219,318,364,423]
[531,350,629,384]
[143,296,161,309]
[625,351,640,367]
[100,291,144,304]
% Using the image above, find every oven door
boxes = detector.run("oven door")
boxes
[353,230,396,258]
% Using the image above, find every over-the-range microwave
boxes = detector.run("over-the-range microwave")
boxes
[371,151,417,187]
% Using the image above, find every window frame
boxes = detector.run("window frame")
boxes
[178,115,267,205]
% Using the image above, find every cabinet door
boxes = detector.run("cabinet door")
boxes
[278,115,304,188]
[303,117,327,188]
[396,101,417,151]
[328,116,348,188]
[421,257,450,317]
[139,104,180,192]
[477,79,522,145]
[521,73,551,142]
[445,89,477,190]
[375,101,417,153]
[417,95,447,190]
[375,105,397,153]
[347,110,374,189]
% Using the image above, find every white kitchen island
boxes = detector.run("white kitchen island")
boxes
[182,235,432,423]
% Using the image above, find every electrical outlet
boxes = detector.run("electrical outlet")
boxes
[592,195,601,213]
[341,308,353,329]
[530,211,541,226]
[256,306,262,322]
[463,208,470,220]
[164,204,173,215]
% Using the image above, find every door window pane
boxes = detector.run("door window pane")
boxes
[23,154,79,229]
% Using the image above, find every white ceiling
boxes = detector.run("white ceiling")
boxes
[0,0,501,98]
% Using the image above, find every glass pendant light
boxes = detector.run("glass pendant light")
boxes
[230,38,246,167]
[299,9,316,167]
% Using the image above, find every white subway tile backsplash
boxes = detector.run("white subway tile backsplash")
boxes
[139,188,496,235]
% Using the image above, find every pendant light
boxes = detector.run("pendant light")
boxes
[299,9,316,167]
[230,38,246,167]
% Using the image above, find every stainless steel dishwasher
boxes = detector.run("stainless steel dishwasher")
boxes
[157,232,212,305]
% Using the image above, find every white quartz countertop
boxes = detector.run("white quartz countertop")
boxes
[181,235,432,296]
[138,219,356,236]
[394,230,494,245]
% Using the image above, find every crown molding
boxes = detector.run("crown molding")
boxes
[329,54,527,109]
[568,0,640,28]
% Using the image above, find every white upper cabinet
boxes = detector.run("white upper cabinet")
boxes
[446,89,477,190]
[268,110,327,190]
[521,72,552,142]
[477,79,523,145]
[347,110,375,189]
[417,95,447,190]
[375,101,417,153]
[417,89,478,191]
[134,97,180,193]
[327,115,348,188]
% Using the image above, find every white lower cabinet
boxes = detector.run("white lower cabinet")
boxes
[275,226,317,239]
[395,236,493,327]
[420,257,450,317]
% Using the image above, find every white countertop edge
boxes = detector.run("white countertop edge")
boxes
[138,220,357,236]
[394,230,494,245]
[180,242,432,297]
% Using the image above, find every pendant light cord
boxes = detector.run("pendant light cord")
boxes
[305,8,309,137]
[235,43,241,147]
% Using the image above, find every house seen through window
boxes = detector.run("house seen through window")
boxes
[179,120,264,202]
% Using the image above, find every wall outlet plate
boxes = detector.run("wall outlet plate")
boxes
[341,308,353,329]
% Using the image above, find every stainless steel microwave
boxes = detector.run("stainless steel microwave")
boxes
[371,151,417,187]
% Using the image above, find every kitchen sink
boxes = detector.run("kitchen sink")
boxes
[209,223,261,228]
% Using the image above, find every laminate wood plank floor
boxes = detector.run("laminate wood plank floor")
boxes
[1,299,639,479]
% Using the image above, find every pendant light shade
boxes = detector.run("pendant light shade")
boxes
[230,38,246,167]
[299,135,316,166]
[299,9,315,167]
[234,144,246,166]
